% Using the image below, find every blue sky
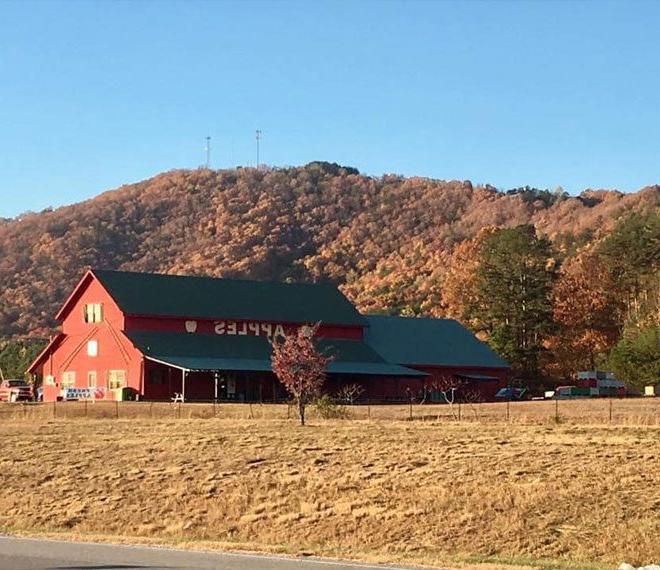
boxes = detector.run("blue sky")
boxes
[1,0,658,217]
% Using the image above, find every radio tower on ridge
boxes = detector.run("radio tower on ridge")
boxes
[255,129,262,169]
[205,136,211,168]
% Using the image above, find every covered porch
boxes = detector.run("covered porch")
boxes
[129,330,426,403]
[143,359,288,402]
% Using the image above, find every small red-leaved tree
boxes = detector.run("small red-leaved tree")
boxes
[271,324,333,426]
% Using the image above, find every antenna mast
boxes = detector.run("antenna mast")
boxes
[255,129,262,169]
[205,136,211,168]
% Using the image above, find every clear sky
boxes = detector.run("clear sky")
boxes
[1,0,658,218]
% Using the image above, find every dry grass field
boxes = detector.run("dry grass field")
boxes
[1,412,659,569]
[1,397,659,425]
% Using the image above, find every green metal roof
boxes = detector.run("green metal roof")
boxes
[93,269,365,327]
[364,316,510,369]
[129,332,273,372]
[126,331,425,376]
[318,338,426,377]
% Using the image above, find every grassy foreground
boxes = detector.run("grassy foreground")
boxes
[1,418,658,569]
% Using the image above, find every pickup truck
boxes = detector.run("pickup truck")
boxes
[0,379,33,402]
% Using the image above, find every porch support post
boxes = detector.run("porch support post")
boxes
[139,358,145,401]
[182,369,186,403]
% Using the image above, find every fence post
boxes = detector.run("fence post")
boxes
[609,398,613,423]
[115,401,119,420]
[84,400,88,418]
[213,400,216,418]
[555,398,559,423]
[53,400,57,419]
[506,398,510,422]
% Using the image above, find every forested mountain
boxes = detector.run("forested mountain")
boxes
[1,163,658,384]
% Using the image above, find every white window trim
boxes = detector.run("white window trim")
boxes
[83,303,104,323]
[61,371,76,388]
[108,370,127,390]
[87,340,98,357]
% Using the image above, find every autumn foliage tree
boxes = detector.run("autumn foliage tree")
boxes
[441,227,496,331]
[270,324,333,426]
[547,253,621,378]
[549,212,659,385]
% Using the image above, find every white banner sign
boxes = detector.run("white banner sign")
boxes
[62,387,107,400]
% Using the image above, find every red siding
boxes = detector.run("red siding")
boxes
[38,277,143,402]
[324,366,508,402]
[125,315,363,339]
[412,365,509,402]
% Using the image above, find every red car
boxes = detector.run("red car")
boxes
[0,379,33,402]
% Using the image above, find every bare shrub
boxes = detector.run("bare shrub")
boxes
[315,394,348,419]
[335,383,364,405]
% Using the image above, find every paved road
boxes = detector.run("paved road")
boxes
[0,536,418,570]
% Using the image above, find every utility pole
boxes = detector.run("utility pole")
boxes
[255,129,261,169]
[205,136,211,168]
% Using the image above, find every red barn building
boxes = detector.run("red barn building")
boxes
[28,269,509,402]
[364,316,510,401]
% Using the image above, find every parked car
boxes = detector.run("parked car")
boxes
[495,386,528,400]
[0,379,33,402]
[553,385,590,399]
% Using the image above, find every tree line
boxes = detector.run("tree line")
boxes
[440,213,659,389]
[0,164,657,389]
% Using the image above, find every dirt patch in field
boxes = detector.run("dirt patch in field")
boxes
[1,419,658,568]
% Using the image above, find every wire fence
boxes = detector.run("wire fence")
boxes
[0,398,659,425]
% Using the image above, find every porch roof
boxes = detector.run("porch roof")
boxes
[456,373,499,381]
[127,331,425,377]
